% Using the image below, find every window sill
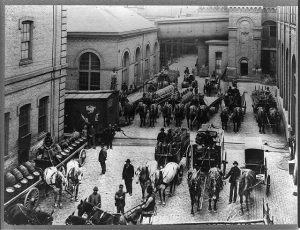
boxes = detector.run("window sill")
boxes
[19,59,33,66]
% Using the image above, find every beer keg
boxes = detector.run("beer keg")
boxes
[5,187,15,203]
[13,183,22,194]
[11,168,24,182]
[20,178,28,190]
[26,175,34,186]
[5,172,17,187]
[32,171,40,182]
[18,165,30,177]
[24,161,36,174]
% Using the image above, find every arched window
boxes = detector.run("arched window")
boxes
[153,42,158,74]
[79,52,100,90]
[144,44,150,81]
[284,48,289,109]
[122,51,130,85]
[134,47,141,86]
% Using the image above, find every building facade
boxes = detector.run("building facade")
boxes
[276,6,298,185]
[4,6,67,171]
[66,6,159,91]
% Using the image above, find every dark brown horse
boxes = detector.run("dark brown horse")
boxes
[149,103,158,127]
[184,102,191,128]
[187,169,205,214]
[197,105,208,129]
[207,167,223,212]
[136,102,147,127]
[230,107,243,132]
[123,101,135,124]
[189,105,198,131]
[220,107,229,130]
[268,107,280,133]
[162,102,172,127]
[174,103,184,127]
[239,169,256,212]
[257,107,266,133]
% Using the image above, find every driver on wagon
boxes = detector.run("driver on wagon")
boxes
[141,186,156,213]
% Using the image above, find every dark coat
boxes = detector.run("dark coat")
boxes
[98,148,107,162]
[224,166,241,184]
[122,164,134,181]
[157,132,166,143]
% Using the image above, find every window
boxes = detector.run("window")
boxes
[79,52,100,90]
[19,104,31,138]
[38,97,48,134]
[145,45,150,80]
[215,52,222,74]
[4,113,10,156]
[122,51,130,85]
[270,26,276,37]
[21,21,32,60]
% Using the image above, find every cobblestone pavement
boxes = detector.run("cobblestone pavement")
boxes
[37,55,297,225]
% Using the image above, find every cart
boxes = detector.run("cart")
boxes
[243,137,270,196]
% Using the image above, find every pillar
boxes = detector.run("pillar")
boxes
[197,41,208,69]
[170,39,174,62]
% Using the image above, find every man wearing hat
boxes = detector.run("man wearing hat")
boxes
[122,159,134,196]
[223,161,241,204]
[115,184,126,214]
[157,128,166,154]
[88,186,101,208]
[98,145,107,175]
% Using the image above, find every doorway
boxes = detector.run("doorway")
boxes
[240,59,248,76]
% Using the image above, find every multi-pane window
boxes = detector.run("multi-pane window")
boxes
[79,52,100,90]
[19,104,31,138]
[21,21,32,60]
[38,97,48,134]
[269,26,276,37]
[4,113,10,156]
[215,52,222,74]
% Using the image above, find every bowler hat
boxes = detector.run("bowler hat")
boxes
[233,161,238,165]
[125,159,131,163]
[93,186,99,191]
[160,128,165,132]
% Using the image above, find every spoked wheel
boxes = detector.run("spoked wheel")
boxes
[24,187,39,210]
[266,175,271,196]
[79,149,87,166]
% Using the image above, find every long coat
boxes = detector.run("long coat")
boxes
[122,164,134,181]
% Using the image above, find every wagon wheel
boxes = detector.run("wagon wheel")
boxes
[266,175,271,196]
[24,187,39,210]
[78,149,87,166]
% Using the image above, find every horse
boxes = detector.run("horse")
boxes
[135,161,158,200]
[220,107,229,131]
[187,168,205,214]
[174,103,184,127]
[123,102,135,124]
[66,159,83,201]
[65,211,92,225]
[189,105,198,131]
[149,103,158,127]
[77,199,139,225]
[268,107,280,133]
[257,107,266,133]
[44,166,68,208]
[239,169,256,212]
[153,162,180,206]
[184,102,191,128]
[4,203,54,225]
[230,107,243,133]
[136,102,147,127]
[197,105,208,129]
[162,102,172,127]
[207,167,223,212]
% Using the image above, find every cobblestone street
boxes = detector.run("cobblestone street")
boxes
[36,55,297,225]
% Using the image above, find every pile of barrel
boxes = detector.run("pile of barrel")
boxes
[153,85,175,104]
[5,162,40,203]
[180,88,193,104]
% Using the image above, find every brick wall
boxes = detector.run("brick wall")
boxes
[4,6,67,172]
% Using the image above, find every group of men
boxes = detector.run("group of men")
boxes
[156,128,175,154]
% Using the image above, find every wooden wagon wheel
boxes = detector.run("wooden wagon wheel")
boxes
[24,187,39,210]
[78,149,87,166]
[266,175,271,196]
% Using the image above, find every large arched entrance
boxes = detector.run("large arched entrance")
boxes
[144,44,150,81]
[240,59,248,76]
[134,47,141,86]
[122,51,130,85]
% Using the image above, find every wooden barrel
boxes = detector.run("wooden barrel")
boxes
[13,183,22,194]
[78,138,84,143]
[32,171,40,181]
[24,161,36,173]
[61,150,68,160]
[18,165,30,177]
[75,140,80,145]
[26,175,34,186]
[69,146,74,153]
[81,136,87,142]
[5,172,17,187]
[56,154,63,161]
[5,187,15,203]
[11,168,24,181]
[20,178,28,190]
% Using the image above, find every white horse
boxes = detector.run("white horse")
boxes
[66,159,83,201]
[153,162,180,205]
[44,167,67,208]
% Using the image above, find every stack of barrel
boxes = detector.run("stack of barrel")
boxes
[4,161,40,203]
[153,85,175,104]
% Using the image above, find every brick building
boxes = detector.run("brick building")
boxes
[276,6,298,185]
[4,6,67,171]
[66,6,159,91]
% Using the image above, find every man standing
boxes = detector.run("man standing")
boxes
[110,68,118,91]
[122,159,134,196]
[88,186,101,208]
[98,145,107,175]
[223,161,241,204]
[157,128,166,154]
[105,124,115,150]
[115,184,126,214]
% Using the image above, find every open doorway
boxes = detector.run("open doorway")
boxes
[240,59,248,76]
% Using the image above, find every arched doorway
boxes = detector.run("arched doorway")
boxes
[122,51,130,85]
[240,59,248,76]
[285,48,289,109]
[134,47,141,86]
[145,44,150,81]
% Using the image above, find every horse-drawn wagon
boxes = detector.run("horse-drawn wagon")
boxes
[181,74,195,88]
[203,76,220,96]
[251,87,280,133]
[242,137,271,196]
